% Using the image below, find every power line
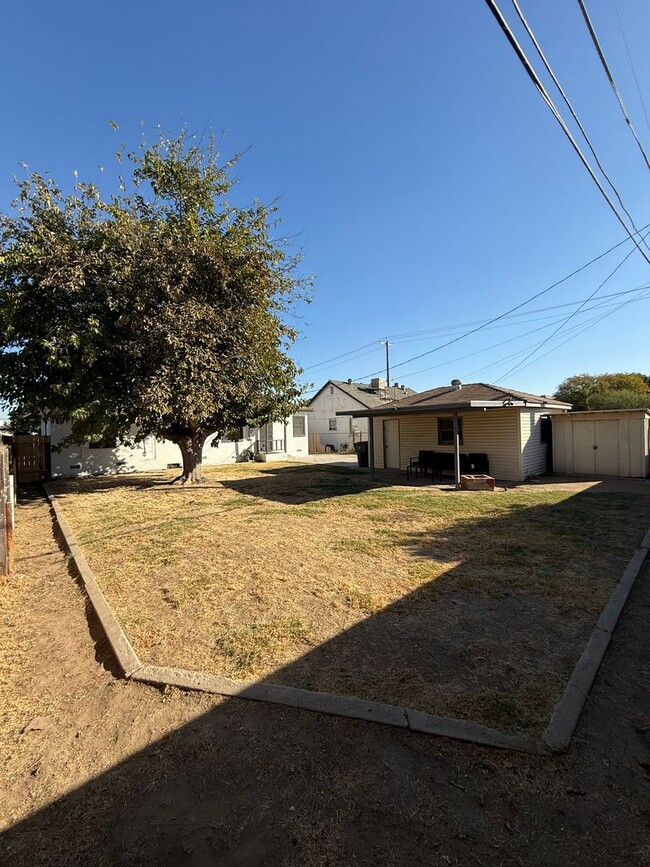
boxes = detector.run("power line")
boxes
[460,287,650,382]
[350,222,650,381]
[576,0,650,170]
[487,287,650,380]
[612,0,650,135]
[482,0,650,265]
[509,0,649,248]
[494,224,650,381]
[298,284,649,394]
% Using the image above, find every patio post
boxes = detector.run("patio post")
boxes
[368,414,376,478]
[453,412,461,489]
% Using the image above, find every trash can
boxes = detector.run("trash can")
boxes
[354,440,369,468]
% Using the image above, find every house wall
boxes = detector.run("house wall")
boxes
[519,409,565,477]
[49,414,309,477]
[308,386,368,451]
[552,411,650,478]
[371,409,524,480]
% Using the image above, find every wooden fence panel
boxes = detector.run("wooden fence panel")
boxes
[0,446,13,575]
[14,435,51,483]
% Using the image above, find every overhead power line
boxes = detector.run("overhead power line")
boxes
[482,0,650,266]
[461,286,650,382]
[495,224,650,381]
[612,0,650,135]
[509,0,649,248]
[576,0,650,171]
[350,222,650,382]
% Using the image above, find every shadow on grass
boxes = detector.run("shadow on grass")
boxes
[3,481,650,865]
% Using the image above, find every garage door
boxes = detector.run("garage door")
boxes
[571,420,620,476]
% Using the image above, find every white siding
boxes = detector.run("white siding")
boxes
[520,410,549,478]
[307,385,369,451]
[370,409,524,480]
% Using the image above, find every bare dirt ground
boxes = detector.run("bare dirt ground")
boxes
[47,465,650,735]
[1,487,649,866]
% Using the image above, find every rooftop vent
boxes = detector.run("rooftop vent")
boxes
[347,378,353,384]
[451,379,462,390]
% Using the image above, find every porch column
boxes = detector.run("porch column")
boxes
[453,412,461,489]
[368,415,376,478]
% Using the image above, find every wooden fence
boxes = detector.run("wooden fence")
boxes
[0,445,14,575]
[13,434,51,483]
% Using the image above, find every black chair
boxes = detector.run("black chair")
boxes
[468,453,490,475]
[407,450,436,481]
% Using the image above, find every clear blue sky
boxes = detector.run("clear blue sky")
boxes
[2,0,649,398]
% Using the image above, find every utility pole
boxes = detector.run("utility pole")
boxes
[380,339,392,385]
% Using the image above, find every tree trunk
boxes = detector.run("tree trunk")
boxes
[176,433,208,484]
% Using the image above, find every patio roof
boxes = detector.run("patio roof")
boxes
[341,382,571,418]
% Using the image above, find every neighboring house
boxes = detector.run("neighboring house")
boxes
[307,378,415,453]
[343,380,571,482]
[47,412,309,478]
[552,408,650,478]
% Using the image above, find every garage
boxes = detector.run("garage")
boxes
[552,409,650,478]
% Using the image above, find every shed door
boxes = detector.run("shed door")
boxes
[573,422,595,475]
[594,420,620,476]
[383,419,400,469]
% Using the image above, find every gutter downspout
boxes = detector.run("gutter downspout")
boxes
[453,412,461,489]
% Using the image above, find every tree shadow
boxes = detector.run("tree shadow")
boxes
[3,483,650,865]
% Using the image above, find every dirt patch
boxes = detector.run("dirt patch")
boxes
[0,489,648,866]
[47,465,650,735]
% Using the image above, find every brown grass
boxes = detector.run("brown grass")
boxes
[49,464,650,735]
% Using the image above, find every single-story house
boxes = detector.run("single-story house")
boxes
[47,413,309,478]
[307,377,415,453]
[342,380,571,483]
[552,408,650,478]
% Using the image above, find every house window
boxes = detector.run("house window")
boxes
[292,415,306,437]
[437,417,462,445]
[88,436,117,449]
[329,418,337,431]
[330,386,334,395]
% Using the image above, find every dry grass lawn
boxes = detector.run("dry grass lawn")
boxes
[48,464,650,736]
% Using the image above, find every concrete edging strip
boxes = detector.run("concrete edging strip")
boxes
[44,484,142,678]
[544,540,649,753]
[131,664,544,753]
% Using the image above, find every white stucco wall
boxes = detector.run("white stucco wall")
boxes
[307,384,369,451]
[49,413,309,477]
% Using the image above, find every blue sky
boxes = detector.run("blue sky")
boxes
[2,0,649,398]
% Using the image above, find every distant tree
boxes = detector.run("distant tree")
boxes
[0,129,310,483]
[555,373,650,411]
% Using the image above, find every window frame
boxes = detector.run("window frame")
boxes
[437,417,463,446]
[292,415,306,438]
[328,418,338,431]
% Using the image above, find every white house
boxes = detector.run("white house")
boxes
[47,413,309,478]
[306,378,415,453]
[343,380,571,482]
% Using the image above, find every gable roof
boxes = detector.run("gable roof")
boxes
[308,379,417,410]
[344,382,571,417]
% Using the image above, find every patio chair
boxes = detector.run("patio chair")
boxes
[407,450,436,481]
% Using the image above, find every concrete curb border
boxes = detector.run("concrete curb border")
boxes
[46,485,142,678]
[543,537,649,753]
[44,483,648,756]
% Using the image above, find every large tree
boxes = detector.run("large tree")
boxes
[554,373,650,411]
[0,129,310,482]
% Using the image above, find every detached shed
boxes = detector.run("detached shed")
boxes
[552,409,650,478]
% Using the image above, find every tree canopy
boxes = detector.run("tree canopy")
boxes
[0,129,310,482]
[554,373,650,411]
